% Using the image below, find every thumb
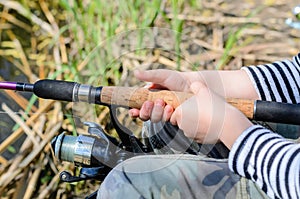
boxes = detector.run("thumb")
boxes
[190,81,206,94]
[170,82,206,125]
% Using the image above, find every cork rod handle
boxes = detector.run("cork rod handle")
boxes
[100,86,255,119]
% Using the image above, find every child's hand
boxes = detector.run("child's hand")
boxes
[129,69,193,122]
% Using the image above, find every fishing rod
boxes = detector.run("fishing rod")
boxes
[2,79,300,199]
[1,79,300,125]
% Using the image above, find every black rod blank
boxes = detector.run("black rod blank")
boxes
[254,100,300,125]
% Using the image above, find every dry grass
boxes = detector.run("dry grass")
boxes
[0,0,299,198]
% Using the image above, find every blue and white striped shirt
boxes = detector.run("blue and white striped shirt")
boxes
[228,54,300,199]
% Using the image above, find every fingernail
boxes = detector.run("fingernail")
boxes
[145,101,153,112]
[155,99,164,106]
[165,105,173,113]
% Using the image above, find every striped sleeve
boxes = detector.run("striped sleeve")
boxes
[242,53,300,103]
[228,125,300,199]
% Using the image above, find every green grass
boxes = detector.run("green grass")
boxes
[58,0,166,85]
[216,5,264,70]
[0,0,203,84]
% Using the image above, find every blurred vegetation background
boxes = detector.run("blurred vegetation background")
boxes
[0,0,299,198]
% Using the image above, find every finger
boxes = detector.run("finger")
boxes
[150,99,165,123]
[162,104,173,121]
[139,101,154,121]
[134,69,173,85]
[129,109,140,118]
[134,69,189,92]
